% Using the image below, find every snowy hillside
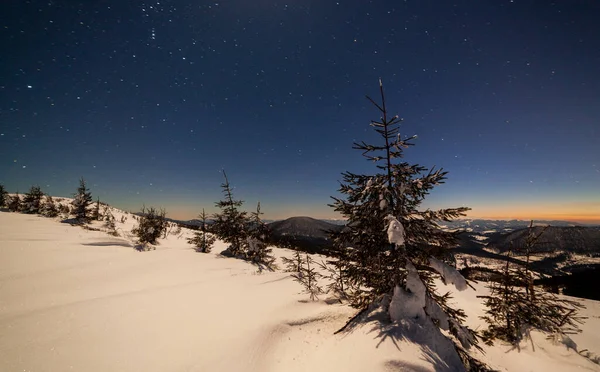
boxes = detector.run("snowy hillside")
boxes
[1,206,599,372]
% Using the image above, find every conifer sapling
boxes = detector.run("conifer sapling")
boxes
[291,253,323,301]
[42,195,59,217]
[22,186,44,214]
[188,208,216,253]
[8,192,22,212]
[211,170,248,256]
[0,184,8,208]
[71,177,93,222]
[479,221,584,346]
[246,202,277,272]
[132,206,167,250]
[281,247,304,274]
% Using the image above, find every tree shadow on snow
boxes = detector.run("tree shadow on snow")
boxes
[61,217,83,225]
[260,275,292,285]
[82,241,132,248]
[335,308,461,371]
[385,347,453,372]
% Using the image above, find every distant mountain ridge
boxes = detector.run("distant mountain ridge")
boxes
[486,226,600,254]
[267,216,344,254]
[163,215,600,257]
[440,219,597,234]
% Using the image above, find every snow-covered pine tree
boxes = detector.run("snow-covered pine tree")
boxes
[41,195,59,217]
[71,177,93,222]
[188,208,216,253]
[328,80,482,368]
[0,184,8,208]
[211,170,248,257]
[131,206,167,249]
[246,202,277,272]
[479,222,584,346]
[103,206,118,236]
[22,185,44,214]
[58,202,70,217]
[8,192,22,212]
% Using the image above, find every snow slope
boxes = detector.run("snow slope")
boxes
[1,209,599,372]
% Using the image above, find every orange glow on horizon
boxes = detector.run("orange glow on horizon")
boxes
[151,200,600,225]
[466,206,600,224]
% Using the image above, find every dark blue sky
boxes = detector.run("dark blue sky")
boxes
[1,1,599,222]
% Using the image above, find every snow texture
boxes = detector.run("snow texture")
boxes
[1,209,600,372]
[429,257,468,291]
[385,215,405,246]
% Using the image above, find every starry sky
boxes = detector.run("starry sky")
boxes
[1,1,599,223]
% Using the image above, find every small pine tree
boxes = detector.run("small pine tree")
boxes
[92,197,101,221]
[71,177,93,222]
[58,202,70,217]
[479,221,584,346]
[8,192,22,212]
[211,170,248,256]
[0,184,8,208]
[281,247,304,273]
[22,186,44,214]
[318,258,349,302]
[291,253,323,301]
[41,195,59,217]
[103,207,118,236]
[188,209,216,253]
[246,202,277,272]
[131,206,167,249]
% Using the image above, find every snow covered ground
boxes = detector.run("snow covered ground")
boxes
[1,207,599,372]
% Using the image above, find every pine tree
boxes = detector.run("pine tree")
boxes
[291,253,323,301]
[8,192,22,212]
[246,202,277,272]
[318,258,349,302]
[92,197,101,221]
[22,186,44,214]
[0,184,8,208]
[131,206,167,249]
[188,208,216,253]
[479,221,584,346]
[281,247,304,273]
[71,177,93,222]
[211,170,248,256]
[41,195,59,217]
[103,206,118,236]
[58,202,70,217]
[327,81,482,367]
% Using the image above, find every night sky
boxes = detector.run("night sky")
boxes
[1,1,599,223]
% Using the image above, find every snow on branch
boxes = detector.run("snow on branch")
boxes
[429,257,467,291]
[384,215,405,246]
[389,262,426,322]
